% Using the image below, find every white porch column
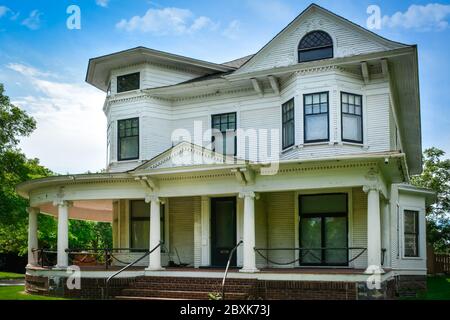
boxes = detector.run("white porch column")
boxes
[146,196,164,271]
[54,200,71,269]
[27,207,39,267]
[239,191,259,273]
[363,186,384,273]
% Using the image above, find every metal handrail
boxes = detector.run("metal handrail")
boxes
[103,242,162,300]
[221,240,243,300]
[254,247,367,266]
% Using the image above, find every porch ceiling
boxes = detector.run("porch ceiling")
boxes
[39,200,113,223]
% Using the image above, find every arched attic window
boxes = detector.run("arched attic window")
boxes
[298,30,333,63]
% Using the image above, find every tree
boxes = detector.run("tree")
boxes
[0,83,112,258]
[411,147,450,253]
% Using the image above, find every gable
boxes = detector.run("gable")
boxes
[132,142,243,172]
[236,5,407,74]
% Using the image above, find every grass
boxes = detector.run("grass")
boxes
[414,276,450,300]
[0,286,67,300]
[0,272,24,280]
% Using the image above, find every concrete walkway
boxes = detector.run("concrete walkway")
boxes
[0,279,25,286]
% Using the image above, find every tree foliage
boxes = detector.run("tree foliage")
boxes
[411,147,450,253]
[0,83,112,257]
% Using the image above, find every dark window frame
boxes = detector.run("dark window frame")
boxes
[211,112,237,156]
[282,98,295,150]
[303,92,330,144]
[299,193,349,267]
[129,200,165,250]
[298,30,334,63]
[117,72,140,93]
[404,210,419,258]
[117,117,139,161]
[341,92,364,144]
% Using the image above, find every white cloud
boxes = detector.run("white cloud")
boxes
[223,20,241,40]
[116,7,217,35]
[96,0,109,8]
[382,3,450,31]
[0,6,9,18]
[21,9,42,30]
[8,63,106,174]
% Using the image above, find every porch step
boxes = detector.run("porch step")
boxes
[115,296,199,301]
[120,288,248,300]
[115,276,256,300]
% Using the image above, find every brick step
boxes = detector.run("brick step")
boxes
[120,288,248,300]
[135,276,257,286]
[115,296,200,301]
[131,281,254,292]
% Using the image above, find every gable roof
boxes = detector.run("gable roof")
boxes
[236,3,409,73]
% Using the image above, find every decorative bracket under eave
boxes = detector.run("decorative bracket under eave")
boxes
[231,167,255,186]
[135,175,159,192]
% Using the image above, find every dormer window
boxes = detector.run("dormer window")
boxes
[117,72,140,93]
[298,31,333,63]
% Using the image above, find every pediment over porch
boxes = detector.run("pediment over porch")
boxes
[131,141,246,173]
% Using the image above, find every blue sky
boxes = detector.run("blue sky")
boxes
[1,0,450,174]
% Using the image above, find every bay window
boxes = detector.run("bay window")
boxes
[304,92,329,143]
[341,92,363,143]
[282,98,295,149]
[117,72,140,93]
[118,118,139,161]
[212,112,237,156]
[404,210,419,257]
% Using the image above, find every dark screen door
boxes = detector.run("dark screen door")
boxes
[211,197,237,267]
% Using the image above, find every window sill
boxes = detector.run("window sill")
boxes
[341,141,367,149]
[111,89,142,97]
[401,256,423,261]
[303,141,331,147]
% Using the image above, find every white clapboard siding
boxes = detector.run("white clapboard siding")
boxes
[266,192,296,267]
[351,187,368,269]
[109,63,202,95]
[168,197,199,266]
[366,93,391,152]
[237,9,401,74]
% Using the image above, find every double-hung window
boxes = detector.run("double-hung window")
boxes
[304,92,329,143]
[404,210,419,257]
[130,200,165,250]
[212,112,237,156]
[282,99,295,149]
[341,92,363,143]
[118,118,139,161]
[117,72,140,93]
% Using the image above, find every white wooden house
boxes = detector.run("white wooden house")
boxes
[18,4,435,300]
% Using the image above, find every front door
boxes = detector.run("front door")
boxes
[211,197,237,267]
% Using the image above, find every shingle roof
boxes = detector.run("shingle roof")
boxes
[221,54,255,68]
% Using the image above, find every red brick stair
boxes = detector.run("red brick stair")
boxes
[115,276,257,300]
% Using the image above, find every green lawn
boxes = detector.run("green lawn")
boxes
[415,276,450,300]
[0,286,66,300]
[0,272,24,280]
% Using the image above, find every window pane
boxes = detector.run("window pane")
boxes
[404,234,418,257]
[349,104,355,114]
[342,114,362,142]
[305,114,327,141]
[404,211,418,233]
[282,99,295,148]
[131,221,149,249]
[301,218,322,264]
[342,93,348,103]
[117,72,140,93]
[313,94,320,104]
[299,47,333,63]
[355,96,361,106]
[301,194,347,214]
[305,95,312,105]
[305,105,312,114]
[320,93,328,103]
[131,200,150,218]
[120,136,139,159]
[313,104,320,114]
[325,217,347,264]
[342,103,349,113]
[348,94,355,105]
[320,103,328,113]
